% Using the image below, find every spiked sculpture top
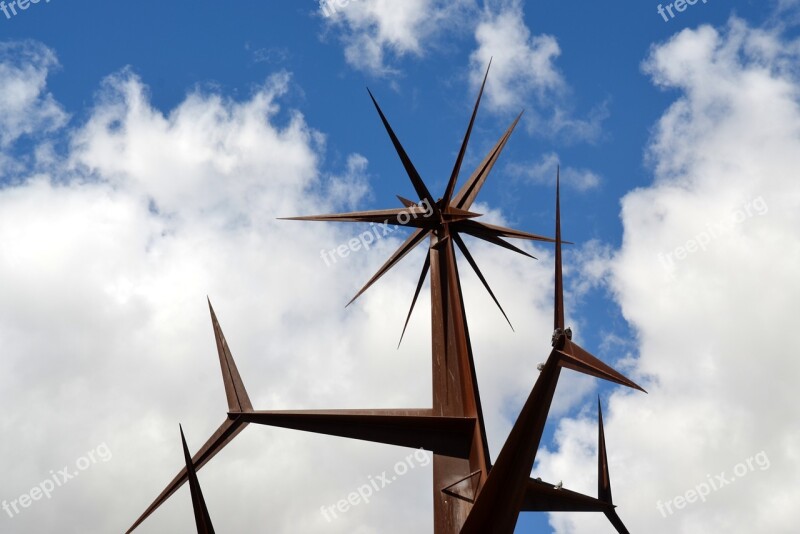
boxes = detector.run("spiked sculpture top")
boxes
[126,64,644,533]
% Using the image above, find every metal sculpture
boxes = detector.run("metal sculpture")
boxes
[126,64,644,533]
[125,300,253,533]
[459,171,644,533]
[180,425,216,534]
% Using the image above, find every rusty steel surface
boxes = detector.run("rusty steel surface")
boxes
[181,425,217,534]
[126,65,643,533]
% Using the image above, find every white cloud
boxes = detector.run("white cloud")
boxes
[0,41,68,175]
[318,0,475,76]
[468,0,608,142]
[317,0,607,143]
[506,151,602,192]
[540,19,800,533]
[470,3,563,111]
[0,41,67,149]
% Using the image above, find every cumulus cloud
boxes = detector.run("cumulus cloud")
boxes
[539,19,800,533]
[469,0,608,142]
[0,41,572,533]
[316,0,606,143]
[506,152,602,192]
[0,41,68,149]
[470,3,563,110]
[318,0,475,76]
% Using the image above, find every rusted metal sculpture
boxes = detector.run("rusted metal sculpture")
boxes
[460,171,643,533]
[126,64,644,533]
[180,425,216,534]
[125,300,252,533]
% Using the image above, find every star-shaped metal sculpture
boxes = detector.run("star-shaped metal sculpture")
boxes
[282,62,556,343]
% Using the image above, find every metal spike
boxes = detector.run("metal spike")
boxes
[443,60,491,205]
[346,228,429,307]
[458,225,537,259]
[180,426,216,534]
[555,166,565,330]
[398,254,431,348]
[208,299,253,413]
[452,233,513,331]
[598,397,613,504]
[367,88,439,214]
[453,110,523,210]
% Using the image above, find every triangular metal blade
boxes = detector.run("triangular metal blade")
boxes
[346,228,430,307]
[180,426,216,534]
[452,233,513,331]
[598,398,613,505]
[441,205,482,222]
[208,299,253,413]
[557,338,647,393]
[398,254,430,348]
[457,225,537,259]
[367,88,439,213]
[397,195,417,208]
[460,355,563,533]
[461,219,559,243]
[453,110,523,210]
[125,418,247,533]
[443,59,491,206]
[280,206,432,227]
[236,409,475,459]
[522,477,614,512]
[441,470,482,504]
[554,166,565,330]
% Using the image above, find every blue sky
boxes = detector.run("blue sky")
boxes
[2,1,799,533]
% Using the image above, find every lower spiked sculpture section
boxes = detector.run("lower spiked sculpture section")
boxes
[126,66,644,533]
[124,300,252,533]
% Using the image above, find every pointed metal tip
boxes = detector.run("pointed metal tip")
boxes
[397,330,408,349]
[179,424,189,454]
